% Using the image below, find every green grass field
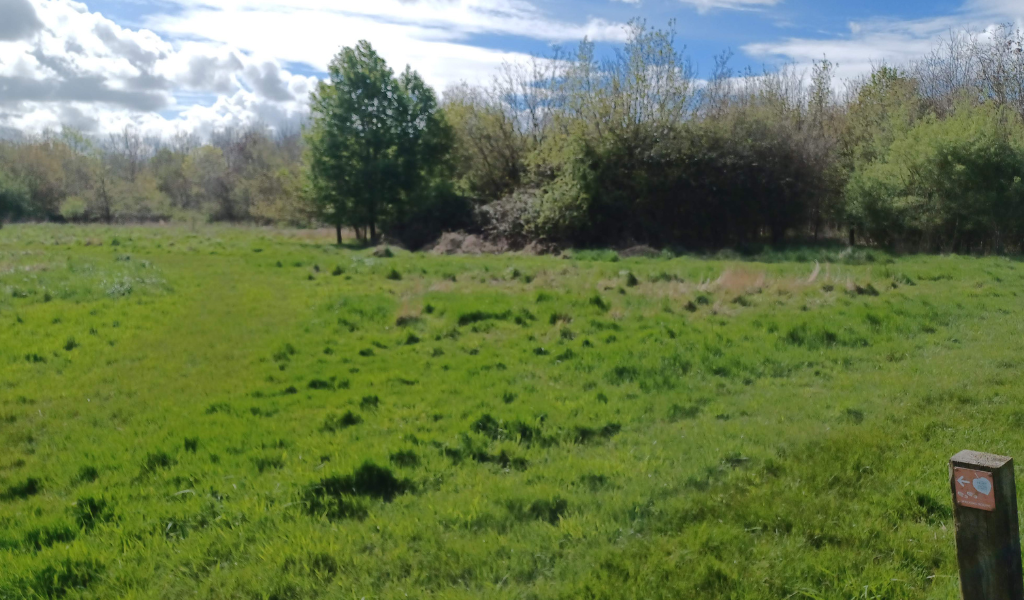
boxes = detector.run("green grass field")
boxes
[1,224,1021,599]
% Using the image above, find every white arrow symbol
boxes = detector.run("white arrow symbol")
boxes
[957,476,969,487]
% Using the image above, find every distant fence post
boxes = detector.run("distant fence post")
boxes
[950,450,1024,600]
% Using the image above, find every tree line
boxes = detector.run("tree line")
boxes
[5,21,1024,253]
[0,124,306,228]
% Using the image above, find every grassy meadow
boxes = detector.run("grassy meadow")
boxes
[1,224,1022,599]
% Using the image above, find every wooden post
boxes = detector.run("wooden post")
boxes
[950,450,1024,600]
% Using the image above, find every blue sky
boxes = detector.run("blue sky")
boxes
[0,0,1020,135]
[79,0,978,77]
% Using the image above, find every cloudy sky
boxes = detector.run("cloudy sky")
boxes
[0,0,1022,137]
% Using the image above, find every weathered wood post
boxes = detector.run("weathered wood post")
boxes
[949,450,1024,600]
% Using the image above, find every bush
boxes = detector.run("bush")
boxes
[847,101,1024,252]
[531,113,820,248]
[0,171,30,225]
[59,196,89,222]
[476,189,542,247]
[386,184,475,250]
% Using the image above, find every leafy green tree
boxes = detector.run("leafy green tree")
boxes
[843,66,924,169]
[0,170,30,227]
[442,83,526,201]
[246,164,308,226]
[151,147,191,209]
[59,196,88,222]
[107,173,172,222]
[183,146,229,219]
[846,100,1024,251]
[306,40,453,245]
[4,138,67,219]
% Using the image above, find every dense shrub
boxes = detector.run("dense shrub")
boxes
[442,22,840,249]
[847,100,1024,252]
[386,183,475,250]
[0,171,30,225]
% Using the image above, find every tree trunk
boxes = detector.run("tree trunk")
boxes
[370,221,377,245]
[335,223,342,245]
[848,227,855,247]
[98,178,112,224]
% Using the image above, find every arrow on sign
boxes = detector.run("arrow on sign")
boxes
[958,476,969,487]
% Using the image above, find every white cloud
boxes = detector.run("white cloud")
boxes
[743,2,1024,82]
[145,0,628,89]
[0,0,629,137]
[0,0,322,136]
[148,9,531,90]
[0,0,44,42]
[154,0,627,46]
[18,0,1022,139]
[966,0,1024,20]
[678,0,781,15]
